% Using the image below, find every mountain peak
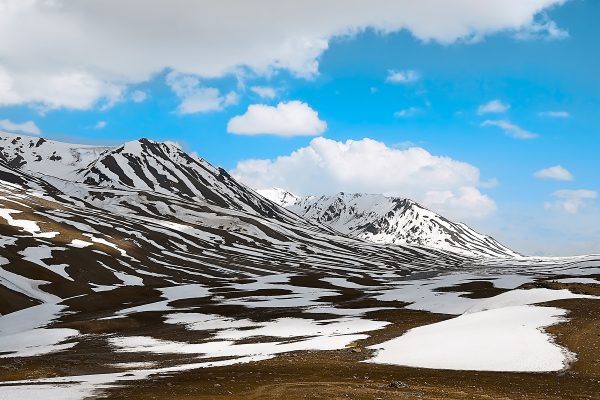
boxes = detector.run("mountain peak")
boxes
[284,191,519,258]
[256,187,301,207]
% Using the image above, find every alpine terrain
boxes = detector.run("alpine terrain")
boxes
[259,189,519,257]
[0,131,598,400]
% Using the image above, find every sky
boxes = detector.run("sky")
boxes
[0,0,599,256]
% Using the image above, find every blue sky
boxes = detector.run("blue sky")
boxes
[0,0,598,256]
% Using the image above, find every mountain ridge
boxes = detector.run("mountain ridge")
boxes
[1,131,516,258]
[260,188,519,258]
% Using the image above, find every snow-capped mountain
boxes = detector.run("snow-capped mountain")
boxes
[257,187,301,207]
[0,131,112,180]
[283,192,519,258]
[2,133,599,399]
[0,132,298,221]
[75,138,298,219]
[0,132,517,259]
[0,134,475,316]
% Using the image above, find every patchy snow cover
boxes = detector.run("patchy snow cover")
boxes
[68,239,93,248]
[111,316,387,361]
[321,277,370,289]
[117,284,210,315]
[19,246,72,281]
[367,306,572,372]
[555,277,599,284]
[221,275,339,309]
[0,208,58,238]
[0,303,78,358]
[465,288,594,313]
[374,272,593,315]
[0,356,272,400]
[367,272,597,372]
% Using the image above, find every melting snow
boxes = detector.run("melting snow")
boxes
[0,303,78,358]
[367,305,573,372]
[0,208,58,238]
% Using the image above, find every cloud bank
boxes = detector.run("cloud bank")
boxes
[232,137,496,221]
[0,0,567,110]
[0,119,40,135]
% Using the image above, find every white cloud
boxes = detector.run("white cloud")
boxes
[0,67,123,111]
[386,70,420,84]
[166,71,238,114]
[478,100,510,114]
[232,137,496,221]
[514,14,569,40]
[250,86,277,99]
[0,119,41,135]
[481,119,538,139]
[227,101,326,137]
[95,120,107,129]
[393,107,421,118]
[131,90,147,103]
[0,0,567,110]
[539,110,569,118]
[534,165,573,181]
[544,190,597,214]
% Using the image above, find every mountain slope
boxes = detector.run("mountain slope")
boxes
[76,138,301,220]
[0,154,473,315]
[0,131,111,180]
[2,134,599,399]
[285,192,519,258]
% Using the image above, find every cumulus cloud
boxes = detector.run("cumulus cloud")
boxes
[166,71,238,114]
[0,119,41,135]
[386,70,420,84]
[227,101,327,137]
[393,107,421,118]
[545,190,597,214]
[534,165,574,181]
[539,110,569,118]
[232,137,496,221]
[94,120,107,129]
[0,0,567,110]
[478,100,510,114]
[481,119,538,139]
[250,86,277,99]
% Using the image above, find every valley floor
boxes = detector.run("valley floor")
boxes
[1,272,599,400]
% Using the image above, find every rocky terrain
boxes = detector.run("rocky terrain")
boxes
[261,189,518,257]
[0,131,598,400]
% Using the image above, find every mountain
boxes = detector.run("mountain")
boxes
[0,132,472,315]
[277,191,519,258]
[0,132,515,259]
[0,131,111,180]
[75,138,300,220]
[1,133,598,398]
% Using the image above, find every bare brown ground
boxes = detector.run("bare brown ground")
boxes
[1,279,598,399]
[98,298,600,400]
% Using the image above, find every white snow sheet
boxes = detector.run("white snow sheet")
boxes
[367,305,572,372]
[0,303,78,358]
